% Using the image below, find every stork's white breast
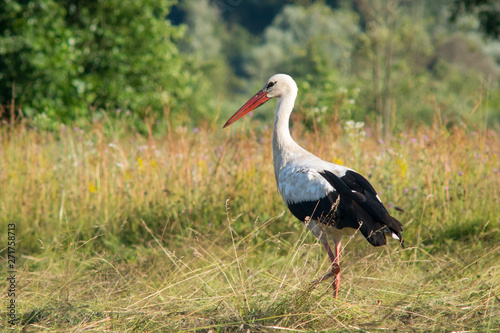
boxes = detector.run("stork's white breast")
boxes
[275,151,354,204]
[278,161,351,205]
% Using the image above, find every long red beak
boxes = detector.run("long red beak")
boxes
[223,90,271,128]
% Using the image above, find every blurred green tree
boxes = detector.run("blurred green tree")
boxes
[450,0,500,40]
[354,0,437,135]
[242,3,362,127]
[244,3,360,82]
[175,0,238,123]
[0,0,195,124]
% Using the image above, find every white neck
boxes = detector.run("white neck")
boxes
[272,91,307,185]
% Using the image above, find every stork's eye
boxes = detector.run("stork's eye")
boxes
[267,81,276,89]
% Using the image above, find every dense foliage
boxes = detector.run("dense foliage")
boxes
[1,0,500,129]
[0,0,201,126]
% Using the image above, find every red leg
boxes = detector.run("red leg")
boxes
[322,241,336,262]
[312,241,342,298]
[332,241,341,298]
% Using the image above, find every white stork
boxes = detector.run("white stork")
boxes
[223,74,404,298]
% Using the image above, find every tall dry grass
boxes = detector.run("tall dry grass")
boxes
[0,117,498,331]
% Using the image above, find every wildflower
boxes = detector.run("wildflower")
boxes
[344,120,366,141]
[333,158,344,165]
[458,171,463,176]
[344,120,355,130]
[404,188,409,194]
[396,158,407,177]
[193,127,199,133]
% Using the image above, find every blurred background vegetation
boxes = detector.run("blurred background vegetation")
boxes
[1,0,499,132]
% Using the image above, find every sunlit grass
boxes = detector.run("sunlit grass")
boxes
[0,116,499,331]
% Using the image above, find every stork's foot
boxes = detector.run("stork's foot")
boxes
[310,271,335,285]
[310,264,340,283]
[310,265,341,298]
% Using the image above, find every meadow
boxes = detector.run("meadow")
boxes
[1,111,499,332]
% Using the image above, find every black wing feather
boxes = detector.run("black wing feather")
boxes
[287,191,340,225]
[319,170,404,248]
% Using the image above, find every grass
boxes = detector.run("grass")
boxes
[0,114,499,332]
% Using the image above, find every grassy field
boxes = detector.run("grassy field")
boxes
[1,114,499,332]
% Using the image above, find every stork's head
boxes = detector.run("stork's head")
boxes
[223,74,298,128]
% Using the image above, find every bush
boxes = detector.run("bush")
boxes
[0,0,196,123]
